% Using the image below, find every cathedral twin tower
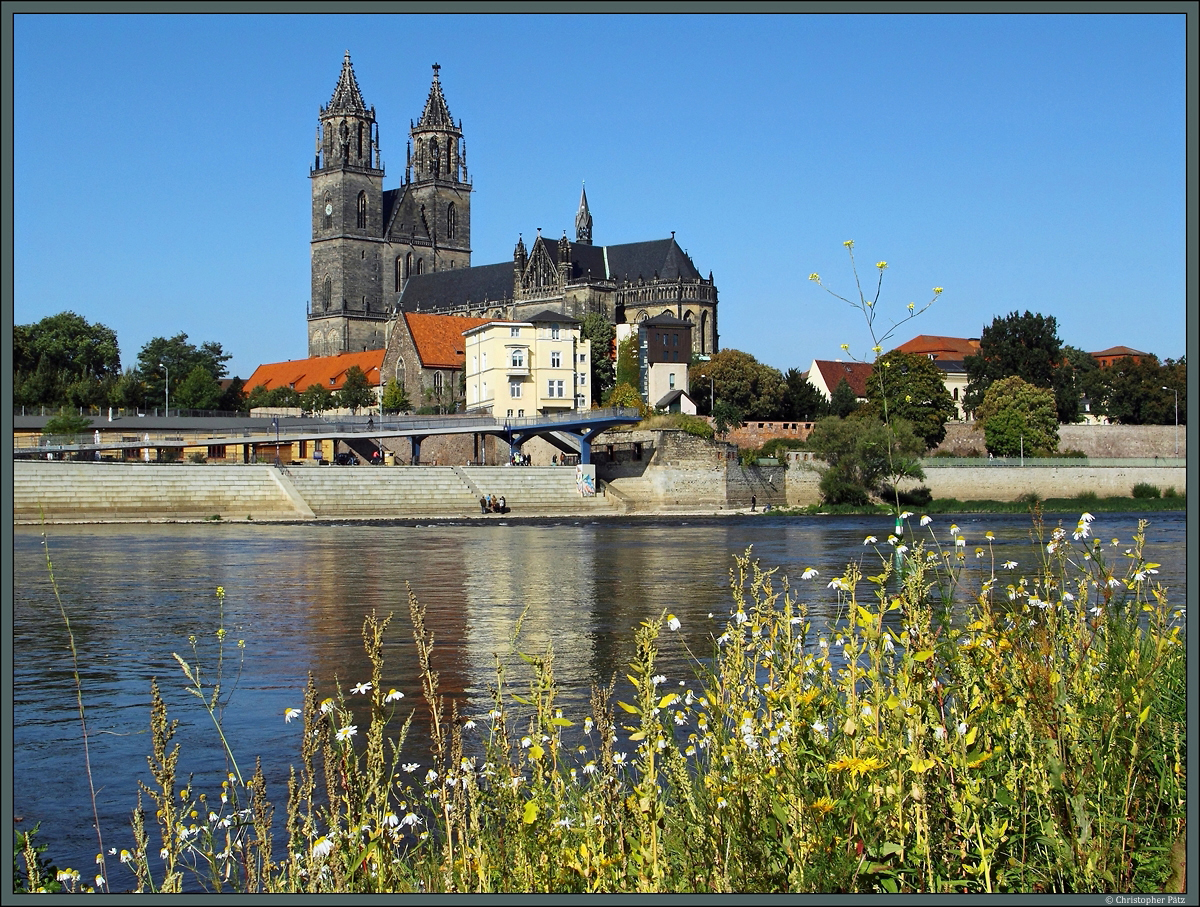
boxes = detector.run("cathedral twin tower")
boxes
[308,53,718,359]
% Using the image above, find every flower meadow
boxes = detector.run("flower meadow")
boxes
[21,510,1186,894]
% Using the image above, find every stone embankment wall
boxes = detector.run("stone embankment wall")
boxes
[934,423,1185,458]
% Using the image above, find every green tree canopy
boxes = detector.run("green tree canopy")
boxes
[615,335,640,393]
[782,368,829,422]
[42,408,94,438]
[173,364,224,411]
[337,366,376,414]
[218,377,249,413]
[828,378,860,418]
[693,349,786,421]
[964,311,1076,422]
[137,333,232,413]
[975,375,1060,456]
[1100,356,1186,426]
[581,313,616,405]
[806,415,926,506]
[15,312,122,408]
[864,351,958,449]
[380,379,410,414]
[603,381,648,416]
[712,399,743,436]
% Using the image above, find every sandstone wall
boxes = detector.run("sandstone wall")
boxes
[934,422,1185,458]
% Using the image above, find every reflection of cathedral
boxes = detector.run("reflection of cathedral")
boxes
[307,54,719,359]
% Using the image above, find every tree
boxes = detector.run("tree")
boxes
[603,382,648,416]
[218,377,248,413]
[828,378,860,418]
[173,364,223,411]
[43,408,93,437]
[782,368,829,422]
[300,382,336,415]
[137,333,232,413]
[807,415,926,505]
[864,351,958,449]
[266,386,302,409]
[15,312,122,408]
[1101,355,1186,426]
[380,379,410,414]
[692,349,786,421]
[964,311,1076,422]
[111,368,147,411]
[245,384,271,410]
[581,313,616,405]
[615,335,640,393]
[1064,345,1107,419]
[712,400,743,436]
[337,366,375,414]
[975,376,1059,456]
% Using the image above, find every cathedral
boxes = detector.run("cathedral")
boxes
[307,53,719,360]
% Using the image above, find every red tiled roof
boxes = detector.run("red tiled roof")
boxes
[894,335,980,358]
[405,313,495,369]
[811,360,874,398]
[244,349,385,392]
[1090,346,1147,359]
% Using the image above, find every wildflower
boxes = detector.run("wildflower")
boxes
[554,817,574,829]
[818,638,828,649]
[336,725,357,742]
[425,769,439,784]
[802,567,818,579]
[96,875,105,889]
[907,302,916,311]
[900,511,912,520]
[613,752,628,766]
[583,716,594,734]
[666,613,681,631]
[933,286,943,295]
[863,535,877,545]
[734,610,748,625]
[319,698,334,714]
[582,760,597,775]
[840,344,850,351]
[385,688,404,702]
[400,813,422,828]
[463,719,477,730]
[520,736,533,748]
[1081,511,1095,523]
[861,704,873,718]
[843,239,854,248]
[351,682,372,695]
[975,547,984,559]
[1003,560,1018,570]
[933,726,946,741]
[897,545,909,555]
[651,674,666,687]
[876,261,887,270]
[159,848,169,861]
[312,836,334,859]
[811,719,827,735]
[284,707,301,723]
[402,762,419,773]
[717,797,728,809]
[920,514,932,526]
[955,537,966,549]
[957,721,968,736]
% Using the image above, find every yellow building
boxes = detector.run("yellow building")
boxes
[464,311,591,417]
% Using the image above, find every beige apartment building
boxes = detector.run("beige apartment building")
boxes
[464,311,591,417]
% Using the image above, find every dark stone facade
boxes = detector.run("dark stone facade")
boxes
[308,54,719,359]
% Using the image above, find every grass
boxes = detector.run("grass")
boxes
[19,511,1187,894]
[773,493,1186,517]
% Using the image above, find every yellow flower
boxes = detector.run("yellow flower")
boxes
[873,346,882,353]
[840,344,849,351]
[843,240,854,248]
[810,796,835,814]
[808,272,820,282]
[933,287,943,295]
[876,261,887,270]
[907,302,915,311]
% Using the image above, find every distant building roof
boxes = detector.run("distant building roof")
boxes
[245,349,385,392]
[404,313,494,370]
[1091,345,1148,360]
[894,335,980,359]
[806,360,874,399]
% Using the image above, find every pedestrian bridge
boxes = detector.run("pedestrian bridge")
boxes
[13,407,643,465]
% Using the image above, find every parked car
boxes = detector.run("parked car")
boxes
[333,452,359,466]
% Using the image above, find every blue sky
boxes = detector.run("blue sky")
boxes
[12,12,1188,380]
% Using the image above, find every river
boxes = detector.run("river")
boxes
[12,510,1186,885]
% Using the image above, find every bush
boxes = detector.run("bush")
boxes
[188,452,207,464]
[1016,491,1042,505]
[888,485,933,507]
[1075,490,1099,503]
[1132,482,1161,499]
[676,414,715,439]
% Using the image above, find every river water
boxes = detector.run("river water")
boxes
[12,511,1186,884]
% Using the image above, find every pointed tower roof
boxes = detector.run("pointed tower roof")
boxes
[575,183,593,244]
[416,63,455,130]
[327,50,368,113]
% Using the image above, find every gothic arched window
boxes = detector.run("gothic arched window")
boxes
[405,253,413,278]
[447,203,456,239]
[429,138,440,177]
[324,194,333,229]
[416,258,424,275]
[395,257,403,291]
[433,371,444,394]
[356,192,367,229]
[322,276,332,311]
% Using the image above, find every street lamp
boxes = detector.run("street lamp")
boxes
[159,362,169,416]
[1162,387,1178,457]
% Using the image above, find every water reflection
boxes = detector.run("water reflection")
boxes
[12,511,1185,883]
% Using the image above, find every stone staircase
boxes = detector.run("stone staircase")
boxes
[13,461,306,521]
[285,466,479,518]
[460,467,619,515]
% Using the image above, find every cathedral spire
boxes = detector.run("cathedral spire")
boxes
[327,50,368,113]
[416,62,455,130]
[575,183,593,245]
